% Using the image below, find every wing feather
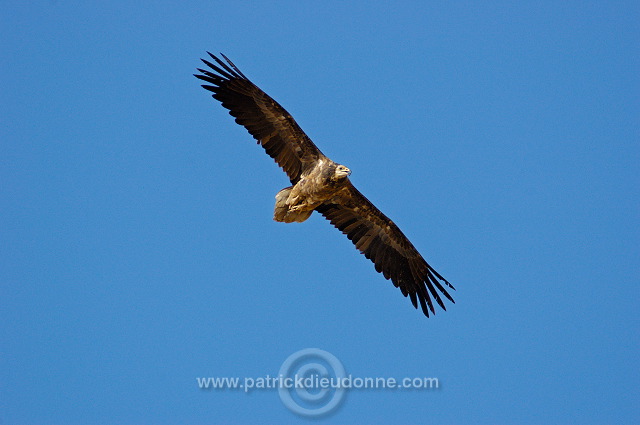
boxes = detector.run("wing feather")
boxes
[316,183,455,317]
[195,53,324,183]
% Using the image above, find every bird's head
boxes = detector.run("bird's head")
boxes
[333,164,352,181]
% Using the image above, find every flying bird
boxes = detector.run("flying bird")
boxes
[195,53,455,317]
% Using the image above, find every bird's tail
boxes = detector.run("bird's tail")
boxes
[274,187,312,223]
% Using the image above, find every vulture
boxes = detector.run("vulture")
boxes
[195,53,455,317]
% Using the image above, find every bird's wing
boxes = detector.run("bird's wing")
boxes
[316,183,455,317]
[195,53,324,184]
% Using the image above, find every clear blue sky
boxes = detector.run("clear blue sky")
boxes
[1,1,638,424]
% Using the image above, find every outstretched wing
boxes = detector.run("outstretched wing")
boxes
[316,183,455,317]
[195,53,324,184]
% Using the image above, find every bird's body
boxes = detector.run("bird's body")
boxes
[195,53,455,317]
[274,160,351,223]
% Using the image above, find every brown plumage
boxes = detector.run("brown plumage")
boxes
[195,53,455,317]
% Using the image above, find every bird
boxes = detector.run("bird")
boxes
[195,53,455,317]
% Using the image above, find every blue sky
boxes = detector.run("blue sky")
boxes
[1,1,638,424]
